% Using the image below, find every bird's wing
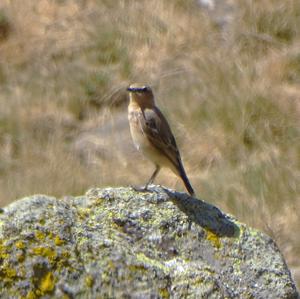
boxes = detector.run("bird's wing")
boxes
[140,107,181,166]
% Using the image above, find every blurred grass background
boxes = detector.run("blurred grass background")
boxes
[0,0,299,287]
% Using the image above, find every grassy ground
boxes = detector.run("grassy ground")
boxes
[0,0,299,287]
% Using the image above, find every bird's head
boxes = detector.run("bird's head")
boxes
[127,83,155,107]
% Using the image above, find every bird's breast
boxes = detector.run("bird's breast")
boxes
[128,109,147,151]
[128,105,178,172]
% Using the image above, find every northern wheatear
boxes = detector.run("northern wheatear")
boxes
[127,83,195,196]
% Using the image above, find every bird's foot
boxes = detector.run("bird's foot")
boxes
[130,185,150,193]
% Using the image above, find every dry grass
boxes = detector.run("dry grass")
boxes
[0,0,299,287]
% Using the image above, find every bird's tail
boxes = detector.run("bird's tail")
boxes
[178,160,195,196]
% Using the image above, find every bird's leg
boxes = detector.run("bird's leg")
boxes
[131,166,160,192]
[145,165,160,189]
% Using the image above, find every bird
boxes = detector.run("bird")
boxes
[127,83,195,196]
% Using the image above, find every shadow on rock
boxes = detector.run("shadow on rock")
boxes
[163,189,239,238]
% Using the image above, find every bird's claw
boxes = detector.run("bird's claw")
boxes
[130,185,150,193]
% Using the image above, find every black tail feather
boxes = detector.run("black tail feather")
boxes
[178,160,195,196]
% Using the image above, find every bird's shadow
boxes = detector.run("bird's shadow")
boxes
[162,188,240,238]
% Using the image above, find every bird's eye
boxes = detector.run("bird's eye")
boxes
[142,86,148,92]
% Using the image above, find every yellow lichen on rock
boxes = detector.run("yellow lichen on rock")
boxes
[0,240,9,260]
[32,247,57,262]
[54,235,64,246]
[3,267,17,279]
[40,272,55,293]
[206,230,221,248]
[159,287,170,299]
[25,290,37,299]
[85,274,94,288]
[15,240,25,250]
[35,231,46,241]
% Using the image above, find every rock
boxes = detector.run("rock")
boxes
[72,112,135,164]
[0,186,298,298]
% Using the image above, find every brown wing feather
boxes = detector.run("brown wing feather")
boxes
[139,106,195,196]
[140,107,181,167]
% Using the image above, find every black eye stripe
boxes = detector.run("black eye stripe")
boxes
[127,86,150,92]
[135,87,148,92]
